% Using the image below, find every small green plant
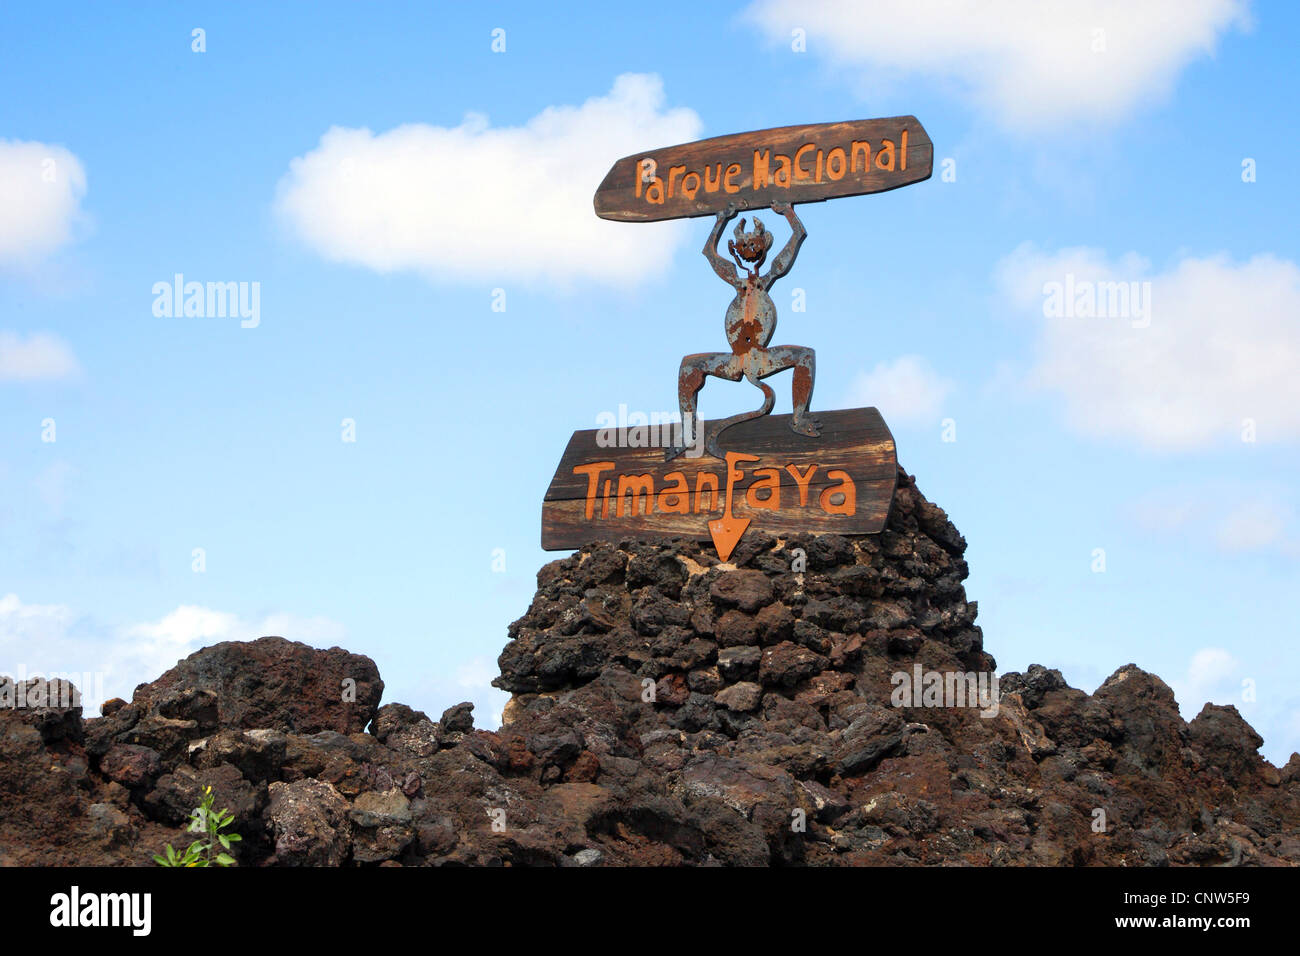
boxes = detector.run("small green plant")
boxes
[153,785,241,867]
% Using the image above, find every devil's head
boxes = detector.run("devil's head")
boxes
[728,216,775,271]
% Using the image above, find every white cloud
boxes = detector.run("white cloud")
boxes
[121,605,242,671]
[0,331,81,382]
[1169,647,1242,715]
[0,595,347,715]
[0,593,76,636]
[0,140,88,267]
[844,354,953,426]
[432,657,509,730]
[274,73,703,285]
[996,245,1300,449]
[744,0,1250,131]
[1214,500,1293,554]
[1165,648,1300,765]
[1134,485,1298,558]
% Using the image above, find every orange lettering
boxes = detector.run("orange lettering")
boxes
[645,176,665,204]
[694,472,719,513]
[774,154,791,187]
[784,463,819,506]
[745,467,782,511]
[667,165,685,198]
[752,149,770,188]
[703,164,722,193]
[900,129,908,171]
[826,147,846,180]
[724,162,742,193]
[658,471,691,515]
[681,171,701,199]
[574,461,615,519]
[794,143,816,182]
[851,140,871,173]
[875,139,896,171]
[617,474,655,517]
[819,469,856,516]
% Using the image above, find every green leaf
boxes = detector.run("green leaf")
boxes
[218,835,231,849]
[226,833,242,842]
[216,853,236,866]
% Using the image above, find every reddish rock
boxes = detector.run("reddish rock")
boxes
[1,466,1295,868]
[565,750,601,783]
[267,779,352,866]
[100,744,162,787]
[715,682,763,713]
[143,636,383,735]
[754,603,795,645]
[759,641,829,688]
[714,609,759,647]
[710,570,775,613]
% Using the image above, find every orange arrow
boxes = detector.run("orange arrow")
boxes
[708,451,758,562]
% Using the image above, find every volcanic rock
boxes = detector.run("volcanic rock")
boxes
[2,466,1296,867]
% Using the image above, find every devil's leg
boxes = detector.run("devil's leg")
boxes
[759,345,820,437]
[672,351,742,458]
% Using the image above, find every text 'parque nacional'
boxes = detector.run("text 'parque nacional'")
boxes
[594,116,932,222]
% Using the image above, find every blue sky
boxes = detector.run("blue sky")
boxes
[2,1,1298,761]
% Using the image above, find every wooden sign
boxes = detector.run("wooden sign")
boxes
[541,408,896,561]
[594,116,932,223]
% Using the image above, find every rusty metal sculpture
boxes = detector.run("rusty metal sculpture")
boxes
[542,117,932,560]
[669,200,817,460]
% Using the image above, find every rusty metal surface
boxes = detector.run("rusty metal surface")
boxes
[668,201,819,461]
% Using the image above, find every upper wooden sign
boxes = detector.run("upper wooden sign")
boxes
[594,116,932,222]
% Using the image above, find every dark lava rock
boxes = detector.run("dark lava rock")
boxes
[142,636,383,735]
[100,744,162,788]
[2,466,1295,867]
[440,702,475,734]
[267,778,352,866]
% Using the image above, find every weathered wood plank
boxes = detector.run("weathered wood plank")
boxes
[594,117,932,223]
[544,408,895,501]
[542,479,896,542]
[541,408,897,558]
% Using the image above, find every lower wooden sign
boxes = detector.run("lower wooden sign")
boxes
[541,407,897,561]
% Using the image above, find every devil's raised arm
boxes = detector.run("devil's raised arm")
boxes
[703,206,740,287]
[763,203,806,289]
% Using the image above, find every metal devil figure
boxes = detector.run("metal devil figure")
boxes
[542,117,934,561]
[675,200,815,462]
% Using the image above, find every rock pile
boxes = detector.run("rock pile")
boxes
[3,469,1297,865]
